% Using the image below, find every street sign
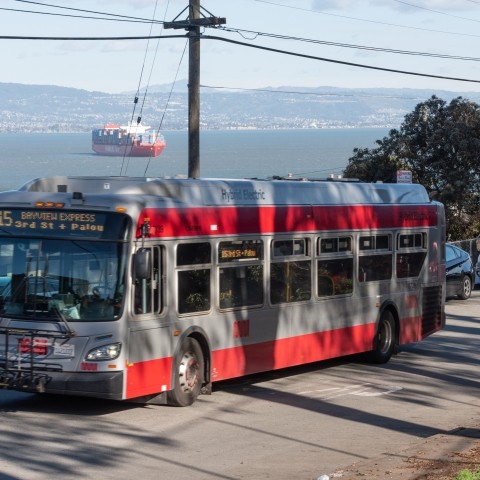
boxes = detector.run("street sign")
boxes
[397,170,412,183]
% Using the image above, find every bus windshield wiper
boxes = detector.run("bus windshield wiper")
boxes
[50,305,76,337]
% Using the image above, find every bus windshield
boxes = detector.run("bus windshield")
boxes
[0,238,127,321]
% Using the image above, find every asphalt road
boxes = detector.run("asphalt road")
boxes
[0,292,479,480]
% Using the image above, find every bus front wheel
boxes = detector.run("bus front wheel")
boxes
[168,337,204,407]
[369,310,396,364]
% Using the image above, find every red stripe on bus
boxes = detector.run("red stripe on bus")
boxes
[125,356,173,399]
[123,315,439,398]
[123,325,375,397]
[211,323,377,381]
[138,205,438,238]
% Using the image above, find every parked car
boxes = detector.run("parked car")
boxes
[445,243,474,299]
[475,257,480,288]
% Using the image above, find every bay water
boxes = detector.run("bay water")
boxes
[0,128,388,192]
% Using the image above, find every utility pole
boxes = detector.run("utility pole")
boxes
[188,0,201,179]
[165,1,226,179]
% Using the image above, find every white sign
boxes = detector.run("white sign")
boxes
[397,170,412,183]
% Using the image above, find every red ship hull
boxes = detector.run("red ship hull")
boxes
[92,141,166,157]
[92,123,166,157]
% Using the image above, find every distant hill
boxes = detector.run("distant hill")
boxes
[1,81,480,133]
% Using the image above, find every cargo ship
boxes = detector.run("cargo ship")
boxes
[92,122,166,157]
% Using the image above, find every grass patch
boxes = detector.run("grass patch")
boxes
[455,469,480,480]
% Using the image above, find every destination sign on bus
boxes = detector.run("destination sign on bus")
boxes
[0,208,129,240]
[218,240,263,262]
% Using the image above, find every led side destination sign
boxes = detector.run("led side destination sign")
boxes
[0,209,129,239]
[218,240,263,262]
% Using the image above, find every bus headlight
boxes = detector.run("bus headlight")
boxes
[86,343,122,361]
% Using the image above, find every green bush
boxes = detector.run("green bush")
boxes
[455,469,480,480]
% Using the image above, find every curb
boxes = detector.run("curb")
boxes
[329,427,480,479]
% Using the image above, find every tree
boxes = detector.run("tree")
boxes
[343,96,480,240]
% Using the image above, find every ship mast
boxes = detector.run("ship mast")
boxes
[165,1,225,178]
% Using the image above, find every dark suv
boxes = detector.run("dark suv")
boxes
[446,243,474,300]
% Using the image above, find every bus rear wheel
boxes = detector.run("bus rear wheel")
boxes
[369,310,396,364]
[168,337,204,407]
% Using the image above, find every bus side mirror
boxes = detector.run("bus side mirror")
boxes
[134,248,151,279]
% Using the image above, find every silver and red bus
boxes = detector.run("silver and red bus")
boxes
[0,175,445,406]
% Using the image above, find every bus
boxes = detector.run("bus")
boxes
[0,175,445,406]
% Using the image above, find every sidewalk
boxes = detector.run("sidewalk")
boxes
[330,426,480,479]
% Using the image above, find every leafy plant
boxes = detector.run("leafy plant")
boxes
[344,95,480,241]
[455,468,480,480]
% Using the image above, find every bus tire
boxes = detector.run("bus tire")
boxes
[167,337,204,407]
[369,310,396,364]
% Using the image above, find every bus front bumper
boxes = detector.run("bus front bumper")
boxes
[0,369,124,400]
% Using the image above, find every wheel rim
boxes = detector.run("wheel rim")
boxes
[378,318,393,355]
[463,277,471,297]
[178,351,200,393]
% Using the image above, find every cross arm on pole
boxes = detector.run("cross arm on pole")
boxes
[164,17,226,30]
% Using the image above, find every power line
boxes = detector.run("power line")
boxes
[9,0,480,42]
[0,34,183,41]
[200,84,424,101]
[3,19,480,65]
[252,0,480,39]
[203,35,480,85]
[14,0,480,35]
[221,26,480,62]
[5,0,163,24]
[122,0,164,178]
[7,1,480,62]
[0,5,159,24]
[1,32,478,84]
[393,0,480,23]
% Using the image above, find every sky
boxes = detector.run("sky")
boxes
[1,0,480,95]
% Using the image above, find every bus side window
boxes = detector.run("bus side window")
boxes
[358,254,392,282]
[270,238,311,304]
[317,236,353,297]
[218,240,264,309]
[358,234,392,283]
[177,242,211,315]
[396,233,427,278]
[396,252,427,278]
[318,258,353,296]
